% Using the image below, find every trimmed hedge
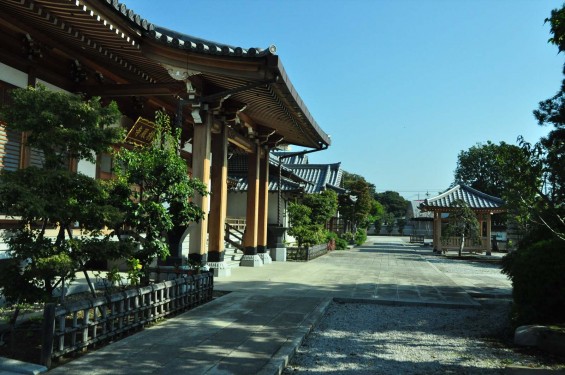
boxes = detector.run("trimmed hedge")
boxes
[501,238,565,326]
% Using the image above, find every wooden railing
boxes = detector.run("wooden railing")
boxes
[225,222,245,252]
[40,272,213,367]
[410,235,424,243]
[225,217,246,232]
[441,236,487,252]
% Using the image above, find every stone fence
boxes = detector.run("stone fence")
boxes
[286,243,328,261]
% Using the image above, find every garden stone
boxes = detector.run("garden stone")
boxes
[514,325,548,347]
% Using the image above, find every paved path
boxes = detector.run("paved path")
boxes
[44,236,511,375]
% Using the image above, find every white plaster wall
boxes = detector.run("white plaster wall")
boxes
[0,63,26,259]
[77,158,97,178]
[0,62,27,88]
[227,192,247,219]
[0,230,9,260]
[36,79,70,93]
[227,191,289,227]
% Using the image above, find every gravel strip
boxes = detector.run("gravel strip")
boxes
[284,253,563,374]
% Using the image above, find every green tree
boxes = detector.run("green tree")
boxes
[375,191,409,219]
[498,4,565,327]
[340,171,374,229]
[397,218,407,235]
[368,200,386,234]
[302,189,338,226]
[0,85,125,303]
[287,202,324,248]
[502,4,565,242]
[385,213,395,235]
[288,190,338,248]
[454,141,524,198]
[441,200,480,257]
[106,111,208,276]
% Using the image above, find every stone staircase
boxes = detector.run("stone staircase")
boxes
[224,244,243,268]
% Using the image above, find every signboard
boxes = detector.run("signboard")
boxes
[125,117,156,146]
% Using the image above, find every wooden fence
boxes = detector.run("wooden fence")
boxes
[40,272,213,367]
[287,243,328,261]
[441,236,488,252]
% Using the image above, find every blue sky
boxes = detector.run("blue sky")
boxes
[124,0,563,201]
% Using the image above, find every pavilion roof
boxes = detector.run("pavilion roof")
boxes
[419,185,505,213]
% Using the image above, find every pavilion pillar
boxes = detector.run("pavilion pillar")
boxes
[435,212,443,253]
[477,214,484,252]
[486,213,492,256]
[188,111,212,266]
[207,124,230,276]
[432,212,439,251]
[241,143,263,267]
[257,146,272,264]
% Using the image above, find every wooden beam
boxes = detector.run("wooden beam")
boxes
[79,82,186,97]
[227,127,255,153]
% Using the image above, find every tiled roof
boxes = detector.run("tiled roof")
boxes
[230,175,303,193]
[420,185,505,212]
[96,0,331,149]
[228,154,292,174]
[285,163,343,194]
[271,151,309,165]
[97,2,271,58]
[151,26,272,58]
[408,200,434,220]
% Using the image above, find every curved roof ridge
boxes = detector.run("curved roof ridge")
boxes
[285,162,341,168]
[425,184,459,204]
[421,184,505,212]
[100,1,273,58]
[151,25,274,57]
[459,184,504,204]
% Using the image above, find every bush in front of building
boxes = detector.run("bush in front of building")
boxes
[501,237,565,326]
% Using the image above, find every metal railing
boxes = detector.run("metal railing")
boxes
[40,272,213,367]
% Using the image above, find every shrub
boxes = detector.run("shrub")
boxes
[354,228,367,246]
[340,231,354,244]
[501,238,565,326]
[334,238,349,250]
[325,231,348,250]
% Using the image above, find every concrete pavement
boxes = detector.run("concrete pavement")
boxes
[42,236,511,374]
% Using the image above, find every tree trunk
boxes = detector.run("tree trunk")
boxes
[459,234,465,257]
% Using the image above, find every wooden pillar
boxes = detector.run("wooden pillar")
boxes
[241,143,263,267]
[257,147,272,264]
[208,126,228,262]
[477,214,484,251]
[188,111,212,265]
[436,211,443,253]
[432,212,439,251]
[486,213,492,256]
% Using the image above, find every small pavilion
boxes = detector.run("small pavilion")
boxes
[419,185,506,255]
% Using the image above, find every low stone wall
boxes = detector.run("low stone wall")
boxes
[287,243,328,261]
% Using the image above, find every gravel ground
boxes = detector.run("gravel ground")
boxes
[283,254,564,375]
